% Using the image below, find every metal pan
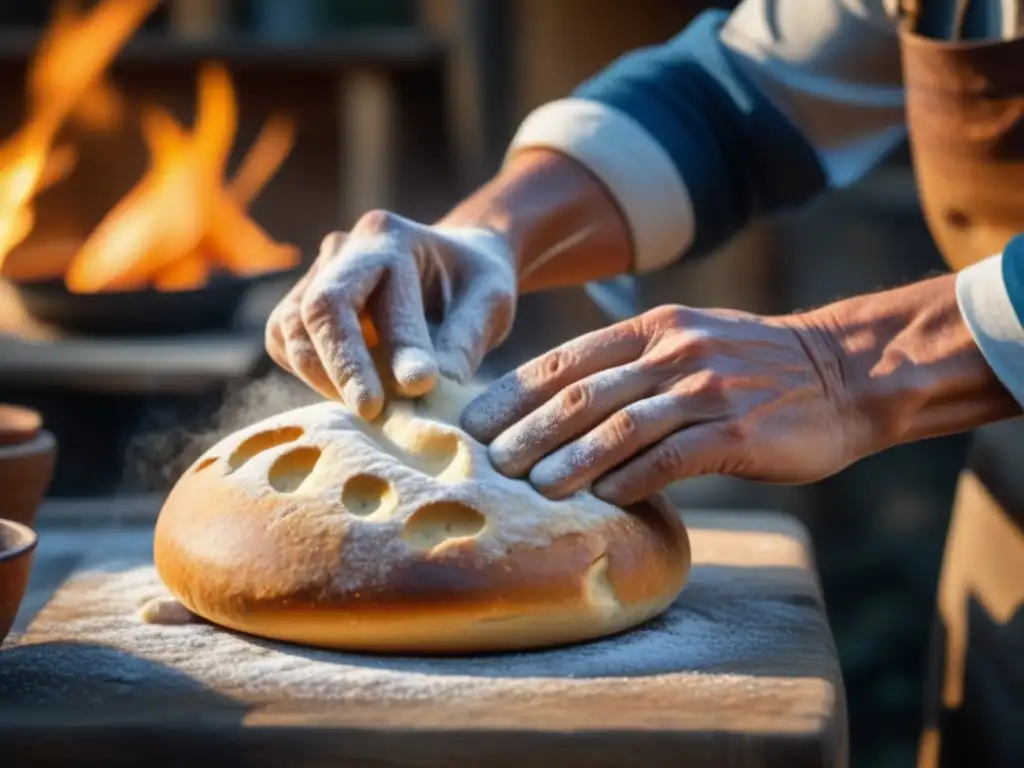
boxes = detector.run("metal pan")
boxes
[11,271,294,336]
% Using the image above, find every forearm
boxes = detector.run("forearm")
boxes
[799,274,1021,454]
[444,8,843,294]
[438,149,632,293]
[442,1,908,296]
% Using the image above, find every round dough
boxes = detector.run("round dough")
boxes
[153,379,691,654]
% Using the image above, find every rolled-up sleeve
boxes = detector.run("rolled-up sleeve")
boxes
[957,235,1024,406]
[506,0,907,274]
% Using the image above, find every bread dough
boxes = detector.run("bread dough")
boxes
[138,596,194,625]
[153,378,690,654]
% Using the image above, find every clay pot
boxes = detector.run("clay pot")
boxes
[0,405,57,528]
[0,518,37,647]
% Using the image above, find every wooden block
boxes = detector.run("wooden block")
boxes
[0,510,846,767]
[338,68,396,224]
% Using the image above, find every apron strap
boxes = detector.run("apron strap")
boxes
[898,0,974,38]
[952,0,972,40]
[902,0,1022,40]
[900,0,922,30]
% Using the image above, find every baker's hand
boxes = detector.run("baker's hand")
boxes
[461,304,870,506]
[265,211,517,420]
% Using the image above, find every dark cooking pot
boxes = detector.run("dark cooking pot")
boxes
[11,270,297,336]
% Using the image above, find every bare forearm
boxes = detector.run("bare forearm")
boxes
[799,273,1021,453]
[438,150,633,293]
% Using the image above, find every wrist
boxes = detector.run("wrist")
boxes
[793,274,1020,454]
[438,149,633,292]
[437,195,519,277]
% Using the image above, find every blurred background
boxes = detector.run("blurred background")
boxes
[0,3,963,767]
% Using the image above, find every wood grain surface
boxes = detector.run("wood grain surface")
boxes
[0,507,847,768]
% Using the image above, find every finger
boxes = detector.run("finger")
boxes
[283,317,342,400]
[301,256,386,419]
[369,248,438,398]
[434,285,512,384]
[265,251,325,378]
[592,422,731,506]
[527,392,714,499]
[487,363,656,478]
[460,319,647,443]
[318,231,346,262]
[265,301,294,374]
[270,235,345,396]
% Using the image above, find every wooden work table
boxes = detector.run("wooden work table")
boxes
[1,499,847,768]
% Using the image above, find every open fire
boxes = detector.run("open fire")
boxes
[0,0,300,294]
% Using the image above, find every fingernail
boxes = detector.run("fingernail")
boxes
[393,347,438,397]
[435,348,471,383]
[528,451,565,487]
[486,435,519,476]
[591,479,617,502]
[343,379,383,421]
[529,456,574,500]
[459,404,491,443]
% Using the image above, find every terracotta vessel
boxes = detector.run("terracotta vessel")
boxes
[0,518,37,646]
[0,405,57,528]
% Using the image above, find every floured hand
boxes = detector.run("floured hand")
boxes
[461,304,871,506]
[265,211,517,420]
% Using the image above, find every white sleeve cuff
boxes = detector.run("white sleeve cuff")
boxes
[505,98,695,274]
[956,253,1024,407]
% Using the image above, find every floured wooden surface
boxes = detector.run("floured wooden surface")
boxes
[0,511,846,767]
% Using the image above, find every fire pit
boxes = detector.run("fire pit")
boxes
[12,270,292,336]
[0,0,313,495]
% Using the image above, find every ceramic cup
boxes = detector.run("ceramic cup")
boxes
[0,518,38,646]
[0,405,57,528]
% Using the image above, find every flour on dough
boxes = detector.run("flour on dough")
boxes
[151,374,689,653]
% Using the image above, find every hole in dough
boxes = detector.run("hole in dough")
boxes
[342,473,396,518]
[408,431,471,480]
[364,419,471,482]
[228,426,304,472]
[194,457,217,472]
[403,500,486,551]
[268,446,321,493]
[584,554,621,613]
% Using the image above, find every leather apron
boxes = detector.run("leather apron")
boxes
[899,4,1024,766]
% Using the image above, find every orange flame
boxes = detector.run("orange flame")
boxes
[29,0,162,131]
[0,0,161,276]
[65,63,300,294]
[0,0,300,294]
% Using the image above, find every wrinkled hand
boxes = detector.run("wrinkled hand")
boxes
[461,304,869,506]
[266,211,516,420]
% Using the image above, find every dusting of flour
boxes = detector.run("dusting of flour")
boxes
[1,558,832,707]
